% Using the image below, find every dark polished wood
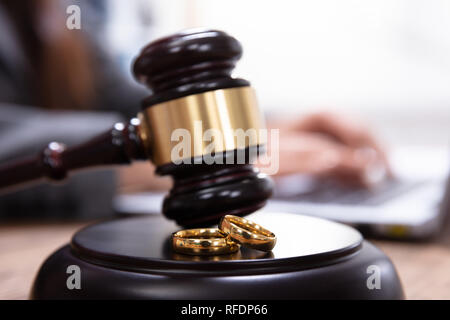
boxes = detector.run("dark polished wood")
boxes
[30,212,404,299]
[133,29,250,107]
[0,119,146,192]
[162,163,273,227]
[133,29,273,226]
[5,219,450,299]
[0,29,273,227]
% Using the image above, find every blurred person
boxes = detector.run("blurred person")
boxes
[0,0,389,220]
[0,0,148,219]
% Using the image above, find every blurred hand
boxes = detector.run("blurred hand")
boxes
[117,162,172,194]
[265,111,391,188]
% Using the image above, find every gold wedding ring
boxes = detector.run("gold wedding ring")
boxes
[172,216,276,256]
[219,215,277,252]
[172,228,240,256]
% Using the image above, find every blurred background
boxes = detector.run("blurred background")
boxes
[109,0,450,147]
[0,0,449,217]
[1,0,450,300]
[0,0,449,219]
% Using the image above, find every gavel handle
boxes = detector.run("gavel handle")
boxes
[0,118,148,192]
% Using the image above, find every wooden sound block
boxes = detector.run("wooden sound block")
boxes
[30,212,404,299]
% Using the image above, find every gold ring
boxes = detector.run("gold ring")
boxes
[219,215,277,252]
[172,228,240,256]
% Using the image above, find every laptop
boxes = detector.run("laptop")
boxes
[114,146,450,240]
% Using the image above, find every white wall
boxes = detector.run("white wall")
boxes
[109,0,450,146]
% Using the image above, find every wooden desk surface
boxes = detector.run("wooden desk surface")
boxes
[1,221,449,300]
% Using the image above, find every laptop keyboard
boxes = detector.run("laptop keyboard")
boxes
[274,177,426,206]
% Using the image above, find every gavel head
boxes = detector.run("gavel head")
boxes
[133,29,273,227]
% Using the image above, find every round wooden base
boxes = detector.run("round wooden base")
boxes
[31,212,404,299]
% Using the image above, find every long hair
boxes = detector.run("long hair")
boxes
[2,0,94,110]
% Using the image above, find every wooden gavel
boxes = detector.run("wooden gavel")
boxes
[0,29,273,227]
